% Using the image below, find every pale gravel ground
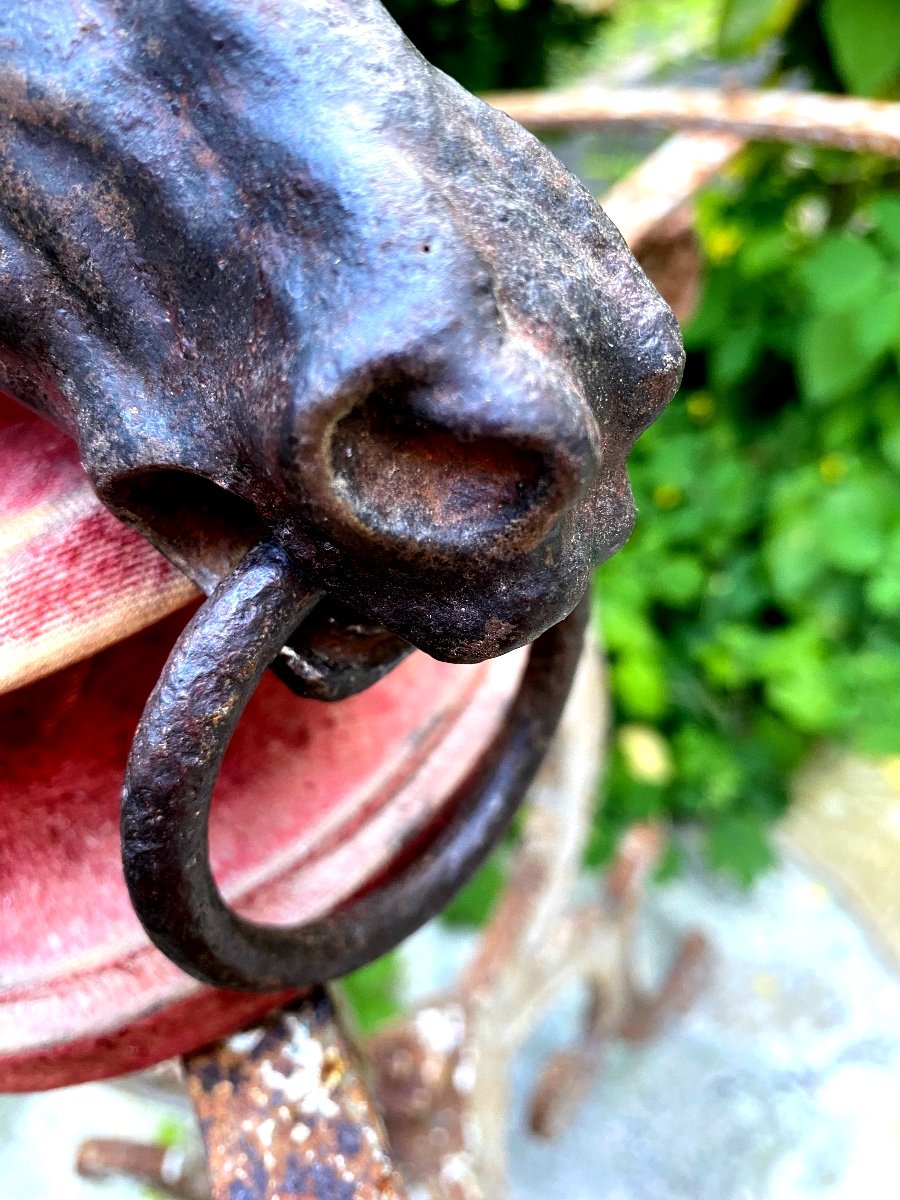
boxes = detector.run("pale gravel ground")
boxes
[3,849,900,1200]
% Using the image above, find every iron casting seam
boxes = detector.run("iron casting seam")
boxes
[121,539,587,991]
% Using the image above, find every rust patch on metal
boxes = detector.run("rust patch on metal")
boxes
[185,991,407,1200]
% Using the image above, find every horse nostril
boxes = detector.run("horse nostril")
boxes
[327,389,569,557]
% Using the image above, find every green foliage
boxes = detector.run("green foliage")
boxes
[382,0,606,91]
[598,144,900,883]
[142,1115,191,1199]
[822,0,900,96]
[442,854,507,926]
[154,1114,188,1150]
[717,0,804,57]
[583,0,721,83]
[340,953,404,1034]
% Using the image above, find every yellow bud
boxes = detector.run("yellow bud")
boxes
[707,226,742,262]
[686,393,715,423]
[618,724,673,785]
[819,452,848,484]
[653,483,683,511]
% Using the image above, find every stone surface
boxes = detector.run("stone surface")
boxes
[781,748,900,970]
[503,854,900,1200]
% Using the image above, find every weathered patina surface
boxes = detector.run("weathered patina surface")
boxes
[0,1,681,990]
[0,0,682,671]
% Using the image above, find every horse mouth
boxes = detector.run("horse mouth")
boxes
[273,596,413,702]
[95,464,411,701]
[117,537,588,992]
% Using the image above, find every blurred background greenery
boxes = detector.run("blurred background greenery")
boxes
[346,0,900,1024]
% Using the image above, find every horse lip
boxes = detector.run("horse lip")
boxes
[98,461,580,676]
[93,467,412,701]
[272,594,414,702]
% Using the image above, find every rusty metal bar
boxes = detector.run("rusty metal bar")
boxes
[184,990,407,1200]
[487,87,900,159]
[76,1137,207,1200]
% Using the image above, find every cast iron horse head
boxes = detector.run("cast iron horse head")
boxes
[0,0,683,989]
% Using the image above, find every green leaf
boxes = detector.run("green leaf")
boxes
[654,839,684,883]
[752,711,808,775]
[796,310,884,404]
[738,228,794,279]
[866,528,900,614]
[154,1115,189,1151]
[585,818,618,871]
[613,651,669,719]
[341,954,402,1035]
[798,236,885,313]
[855,290,900,362]
[879,419,900,473]
[674,726,743,810]
[765,486,828,605]
[718,0,805,56]
[867,569,900,614]
[710,324,762,390]
[765,659,839,733]
[597,584,658,652]
[838,650,900,755]
[705,814,775,887]
[683,269,735,351]
[442,855,506,927]
[653,554,706,607]
[868,196,900,259]
[817,476,889,573]
[822,0,900,95]
[695,622,770,688]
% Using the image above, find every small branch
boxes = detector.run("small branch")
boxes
[599,131,744,251]
[486,87,900,159]
[370,635,709,1199]
[463,637,608,999]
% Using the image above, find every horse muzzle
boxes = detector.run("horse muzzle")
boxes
[0,0,683,992]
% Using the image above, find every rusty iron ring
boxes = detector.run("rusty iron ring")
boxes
[121,540,587,991]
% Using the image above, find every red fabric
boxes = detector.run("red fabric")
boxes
[0,399,524,1089]
[0,400,197,694]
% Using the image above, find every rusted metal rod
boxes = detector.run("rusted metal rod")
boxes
[122,539,587,992]
[487,87,900,158]
[184,989,407,1200]
[76,1138,208,1200]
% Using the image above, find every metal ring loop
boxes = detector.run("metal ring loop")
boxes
[121,540,587,991]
